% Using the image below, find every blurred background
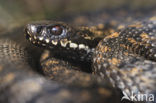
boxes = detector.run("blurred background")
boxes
[0,0,156,33]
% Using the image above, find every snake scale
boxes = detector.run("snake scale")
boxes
[0,5,156,103]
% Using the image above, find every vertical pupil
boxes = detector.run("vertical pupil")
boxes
[51,26,62,35]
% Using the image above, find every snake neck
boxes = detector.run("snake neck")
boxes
[69,27,103,51]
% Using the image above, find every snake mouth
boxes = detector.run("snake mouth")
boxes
[25,25,33,40]
[25,30,35,44]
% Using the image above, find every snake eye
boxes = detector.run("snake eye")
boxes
[50,25,63,35]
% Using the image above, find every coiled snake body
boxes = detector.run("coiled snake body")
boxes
[0,8,156,103]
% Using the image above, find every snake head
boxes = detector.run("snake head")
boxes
[25,21,101,62]
[25,21,77,49]
[25,21,100,59]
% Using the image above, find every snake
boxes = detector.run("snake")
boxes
[0,6,156,103]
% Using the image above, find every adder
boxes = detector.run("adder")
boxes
[0,8,156,103]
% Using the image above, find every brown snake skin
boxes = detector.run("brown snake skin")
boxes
[0,6,156,103]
